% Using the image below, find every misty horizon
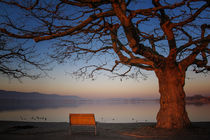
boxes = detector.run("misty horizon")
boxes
[1,89,210,100]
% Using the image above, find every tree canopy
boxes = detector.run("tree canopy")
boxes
[0,33,50,80]
[0,0,209,79]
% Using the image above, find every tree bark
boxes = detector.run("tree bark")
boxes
[155,62,191,129]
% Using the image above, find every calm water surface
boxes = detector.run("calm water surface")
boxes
[0,100,209,123]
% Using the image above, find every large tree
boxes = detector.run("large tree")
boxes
[0,0,209,128]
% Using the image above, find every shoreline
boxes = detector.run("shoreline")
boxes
[0,121,210,140]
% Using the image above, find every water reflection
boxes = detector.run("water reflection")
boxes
[0,99,209,123]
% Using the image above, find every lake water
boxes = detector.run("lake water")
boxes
[0,100,210,123]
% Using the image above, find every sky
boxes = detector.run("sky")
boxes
[0,63,210,99]
[0,1,210,99]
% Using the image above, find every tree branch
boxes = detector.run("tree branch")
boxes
[0,0,39,10]
[34,10,114,42]
[179,37,210,70]
[174,2,209,27]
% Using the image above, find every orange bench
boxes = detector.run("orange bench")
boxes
[69,113,97,135]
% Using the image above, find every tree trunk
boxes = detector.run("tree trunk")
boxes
[155,63,191,129]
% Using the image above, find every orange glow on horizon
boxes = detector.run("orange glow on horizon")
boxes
[0,70,210,99]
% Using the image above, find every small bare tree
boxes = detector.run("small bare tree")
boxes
[0,0,209,128]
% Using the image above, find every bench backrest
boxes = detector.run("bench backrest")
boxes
[69,114,96,126]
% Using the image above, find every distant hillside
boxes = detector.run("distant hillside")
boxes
[0,90,82,100]
[186,95,210,105]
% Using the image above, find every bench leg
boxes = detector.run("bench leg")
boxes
[68,125,72,135]
[95,125,97,136]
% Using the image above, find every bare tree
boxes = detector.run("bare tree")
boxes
[0,0,209,128]
[0,33,50,81]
